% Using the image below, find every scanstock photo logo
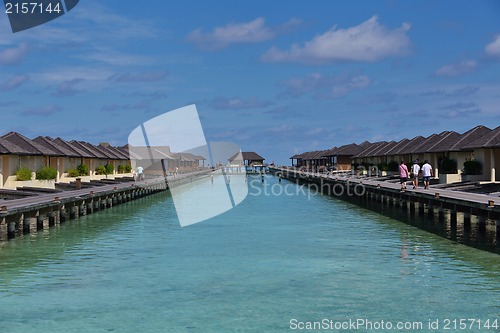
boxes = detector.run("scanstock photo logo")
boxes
[3,0,79,33]
[127,105,249,227]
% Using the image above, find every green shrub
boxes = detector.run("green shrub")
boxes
[95,166,106,175]
[36,166,58,180]
[105,164,114,175]
[66,168,80,177]
[440,157,457,174]
[117,164,131,174]
[117,164,125,174]
[463,160,482,175]
[77,164,89,176]
[16,167,32,181]
[387,160,399,172]
[377,162,388,172]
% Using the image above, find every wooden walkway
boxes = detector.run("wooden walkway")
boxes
[0,169,218,241]
[270,167,500,238]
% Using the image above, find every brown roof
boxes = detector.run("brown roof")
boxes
[125,145,175,161]
[290,153,303,159]
[229,151,265,162]
[94,144,129,160]
[70,141,108,159]
[51,137,94,158]
[410,132,455,154]
[371,141,398,157]
[320,146,337,157]
[396,136,428,155]
[33,136,80,157]
[384,138,409,156]
[325,142,368,157]
[355,141,395,158]
[462,126,500,149]
[0,137,31,155]
[1,132,59,156]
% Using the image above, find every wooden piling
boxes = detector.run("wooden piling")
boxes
[36,215,44,231]
[23,217,31,234]
[49,211,56,226]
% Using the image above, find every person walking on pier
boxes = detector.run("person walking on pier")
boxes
[421,160,433,189]
[411,160,421,189]
[399,161,409,191]
[137,165,144,181]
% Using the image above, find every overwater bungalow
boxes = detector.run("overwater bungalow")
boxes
[50,137,95,180]
[123,145,176,175]
[33,136,82,182]
[384,136,427,166]
[68,140,110,178]
[291,150,323,171]
[228,152,265,172]
[353,141,397,170]
[290,152,305,168]
[323,142,370,171]
[1,132,59,188]
[424,125,492,183]
[461,125,500,182]
[0,137,31,188]
[289,124,498,185]
[94,143,131,175]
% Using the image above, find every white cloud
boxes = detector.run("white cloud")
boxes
[0,43,29,65]
[435,60,477,77]
[54,78,85,97]
[107,71,168,83]
[262,16,411,64]
[187,17,301,50]
[20,105,62,116]
[0,75,30,91]
[485,35,500,58]
[278,72,371,99]
[208,97,273,110]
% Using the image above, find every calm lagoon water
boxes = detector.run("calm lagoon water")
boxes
[0,175,498,332]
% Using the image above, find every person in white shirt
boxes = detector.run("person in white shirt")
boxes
[421,160,433,189]
[411,160,421,189]
[137,165,144,181]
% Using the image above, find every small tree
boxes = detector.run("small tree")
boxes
[105,164,114,175]
[95,166,106,175]
[77,164,89,176]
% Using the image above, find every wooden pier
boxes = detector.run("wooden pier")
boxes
[0,169,217,241]
[0,179,166,241]
[270,167,500,239]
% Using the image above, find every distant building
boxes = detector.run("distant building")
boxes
[228,152,265,166]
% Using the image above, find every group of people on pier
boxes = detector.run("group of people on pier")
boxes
[399,160,433,191]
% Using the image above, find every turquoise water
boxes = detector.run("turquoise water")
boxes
[0,175,499,333]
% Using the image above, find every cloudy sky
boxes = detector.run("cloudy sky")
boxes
[0,0,499,164]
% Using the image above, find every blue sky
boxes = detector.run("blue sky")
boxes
[0,0,499,164]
